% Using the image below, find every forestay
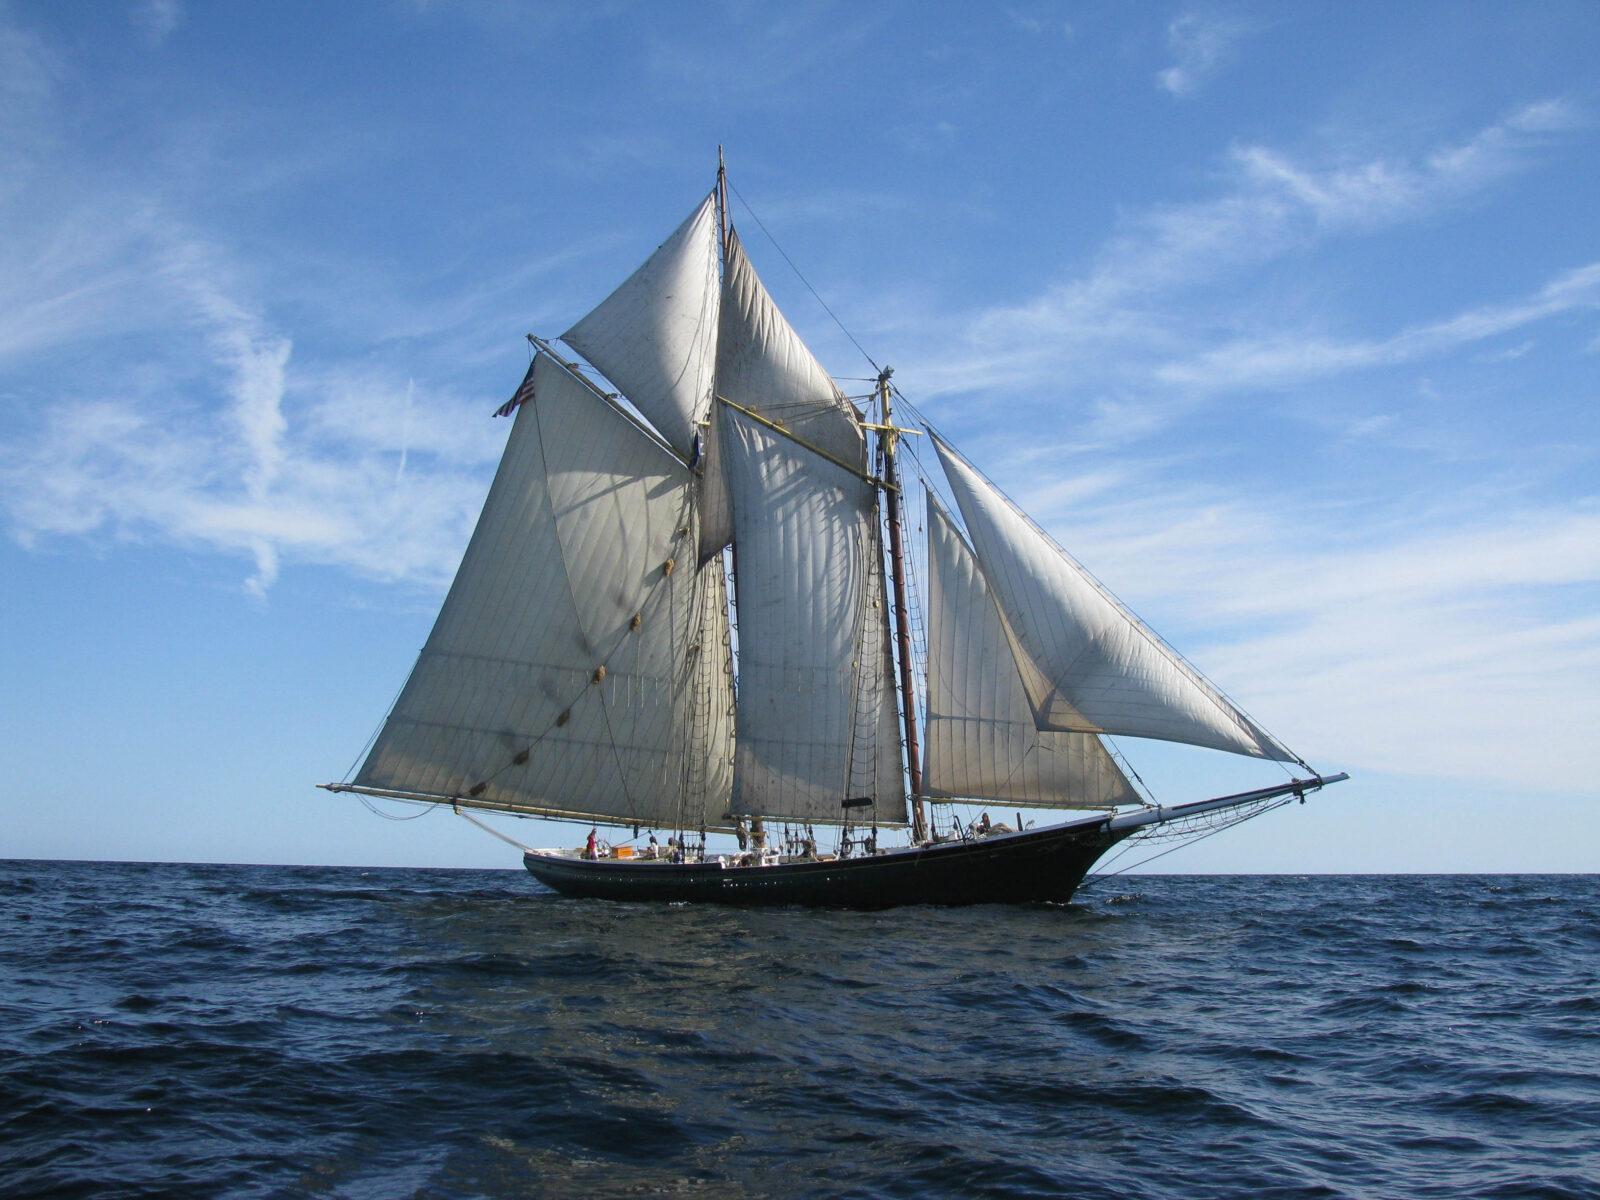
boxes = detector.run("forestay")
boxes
[355,353,736,830]
[562,192,720,458]
[924,500,1139,808]
[933,437,1297,762]
[720,405,907,826]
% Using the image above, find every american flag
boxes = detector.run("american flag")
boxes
[495,360,537,417]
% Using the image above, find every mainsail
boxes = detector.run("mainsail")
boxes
[932,436,1297,763]
[924,500,1139,808]
[355,353,735,830]
[561,192,721,459]
[720,404,907,826]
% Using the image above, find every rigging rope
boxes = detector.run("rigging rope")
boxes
[359,795,435,821]
[1078,797,1293,888]
[453,804,538,853]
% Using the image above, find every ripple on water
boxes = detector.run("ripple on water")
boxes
[2,862,1597,1200]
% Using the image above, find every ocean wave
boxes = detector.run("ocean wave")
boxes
[3,862,1596,1200]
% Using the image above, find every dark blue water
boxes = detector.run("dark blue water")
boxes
[2,863,1596,1199]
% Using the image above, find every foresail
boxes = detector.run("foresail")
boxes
[702,227,865,561]
[932,437,1298,763]
[687,556,737,829]
[355,353,736,830]
[853,510,910,822]
[562,192,720,458]
[924,501,1140,808]
[720,404,904,826]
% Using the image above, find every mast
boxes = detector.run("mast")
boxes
[715,146,754,847]
[876,368,928,843]
[716,145,730,254]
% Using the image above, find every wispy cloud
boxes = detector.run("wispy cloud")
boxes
[1157,8,1253,97]
[914,100,1586,409]
[0,370,503,596]
[1157,260,1600,390]
[0,16,518,599]
[1006,8,1073,39]
[1232,99,1581,229]
[1014,464,1600,794]
[130,0,182,47]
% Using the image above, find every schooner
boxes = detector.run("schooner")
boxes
[322,157,1345,906]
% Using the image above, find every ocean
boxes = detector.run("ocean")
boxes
[2,862,1595,1199]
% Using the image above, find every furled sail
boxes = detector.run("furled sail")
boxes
[562,192,720,458]
[720,404,907,826]
[932,437,1297,762]
[924,500,1140,807]
[699,227,866,560]
[355,353,736,830]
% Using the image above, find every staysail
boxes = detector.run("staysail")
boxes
[698,227,867,561]
[932,437,1297,762]
[561,192,721,459]
[355,353,736,830]
[720,404,907,826]
[924,500,1139,807]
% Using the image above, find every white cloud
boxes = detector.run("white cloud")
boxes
[0,371,503,597]
[1006,9,1072,38]
[1016,468,1600,795]
[1156,260,1600,390]
[912,100,1586,412]
[1158,8,1252,97]
[130,0,182,46]
[1232,100,1581,229]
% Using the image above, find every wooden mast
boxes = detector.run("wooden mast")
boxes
[876,368,928,843]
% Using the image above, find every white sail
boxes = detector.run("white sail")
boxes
[694,412,734,564]
[687,556,737,829]
[699,227,866,561]
[850,510,910,814]
[562,192,720,458]
[720,404,906,825]
[924,501,1140,807]
[355,353,735,829]
[933,437,1297,762]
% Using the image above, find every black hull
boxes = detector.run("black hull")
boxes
[523,819,1130,908]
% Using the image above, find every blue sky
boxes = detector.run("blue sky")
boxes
[2,0,1597,871]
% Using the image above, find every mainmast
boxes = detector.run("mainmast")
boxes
[875,368,928,843]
